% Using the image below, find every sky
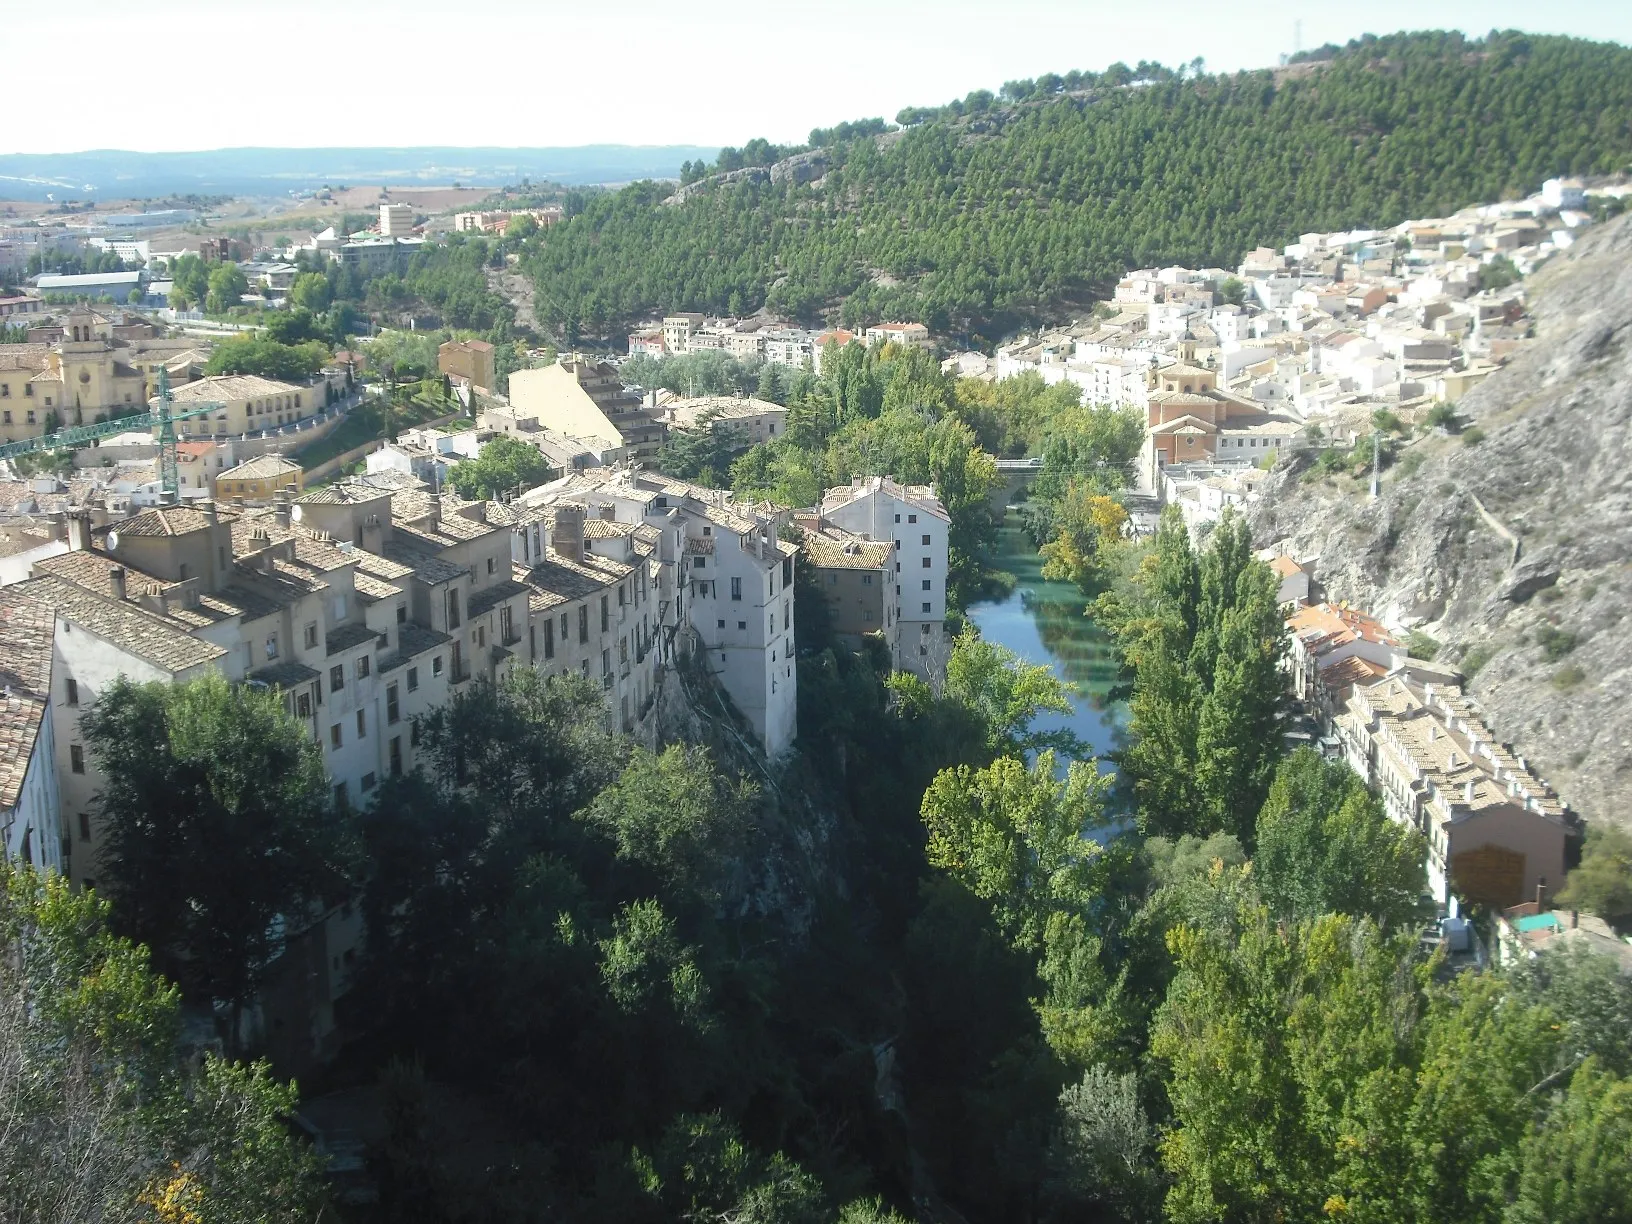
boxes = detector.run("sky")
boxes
[7,0,1630,155]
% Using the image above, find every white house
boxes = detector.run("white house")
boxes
[820,476,949,683]
[0,589,63,875]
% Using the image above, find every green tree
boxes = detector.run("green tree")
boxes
[1255,748,1427,927]
[448,433,555,499]
[81,673,351,1044]
[1557,824,1632,931]
[290,271,330,312]
[0,862,325,1222]
[170,253,210,308]
[927,417,1001,609]
[204,335,328,380]
[1506,1059,1632,1224]
[205,262,248,312]
[920,751,1113,950]
[934,627,1080,758]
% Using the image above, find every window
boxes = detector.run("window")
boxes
[64,677,78,705]
[922,602,932,613]
[693,556,705,569]
[702,524,712,536]
[396,603,407,624]
[908,514,917,524]
[737,620,747,630]
[861,574,873,586]
[561,613,569,640]
[356,710,366,738]
[389,737,402,776]
[333,782,347,808]
[894,513,901,523]
[265,634,279,660]
[578,606,589,643]
[543,619,555,659]
[922,580,932,590]
[356,655,370,680]
[296,691,312,719]
[921,534,931,546]
[78,812,92,841]
[828,573,837,586]
[601,649,610,676]
[330,664,344,691]
[476,626,486,649]
[717,619,726,628]
[407,665,420,691]
[69,743,85,773]
[361,771,376,793]
[922,557,932,568]
[387,684,400,724]
[730,577,742,601]
[446,588,461,628]
[329,724,342,749]
[486,556,495,575]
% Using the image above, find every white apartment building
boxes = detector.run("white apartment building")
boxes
[379,203,415,237]
[820,476,949,683]
[762,329,815,369]
[519,468,799,757]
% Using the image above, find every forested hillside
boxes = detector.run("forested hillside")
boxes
[521,30,1632,341]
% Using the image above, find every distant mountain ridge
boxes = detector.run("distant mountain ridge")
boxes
[0,145,719,201]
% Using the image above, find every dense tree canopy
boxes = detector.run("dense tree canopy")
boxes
[524,31,1632,339]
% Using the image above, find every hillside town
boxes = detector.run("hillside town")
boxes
[1,161,1629,1221]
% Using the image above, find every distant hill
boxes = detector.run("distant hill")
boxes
[0,145,719,201]
[520,30,1632,343]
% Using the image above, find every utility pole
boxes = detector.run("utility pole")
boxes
[157,365,179,497]
[1369,427,1380,500]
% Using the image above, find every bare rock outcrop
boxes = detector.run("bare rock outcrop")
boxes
[1253,212,1632,826]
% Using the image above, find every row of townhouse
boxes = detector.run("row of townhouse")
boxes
[1280,594,1572,914]
[517,467,799,757]
[634,316,932,369]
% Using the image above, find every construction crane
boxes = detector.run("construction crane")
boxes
[0,367,223,496]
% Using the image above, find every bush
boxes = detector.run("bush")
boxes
[1460,642,1496,678]
[1396,450,1427,478]
[1537,626,1578,661]
[1552,664,1586,690]
[1460,427,1486,446]
[1406,631,1442,661]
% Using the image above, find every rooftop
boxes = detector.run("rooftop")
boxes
[0,589,54,811]
[14,574,225,673]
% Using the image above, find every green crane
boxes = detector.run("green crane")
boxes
[0,366,223,496]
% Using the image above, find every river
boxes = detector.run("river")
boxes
[966,508,1128,768]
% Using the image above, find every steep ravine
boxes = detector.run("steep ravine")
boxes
[1252,212,1632,828]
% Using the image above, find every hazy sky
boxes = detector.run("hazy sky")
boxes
[8,0,1629,155]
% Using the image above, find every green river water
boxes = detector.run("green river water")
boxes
[965,509,1128,766]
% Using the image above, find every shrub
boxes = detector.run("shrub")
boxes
[1460,427,1486,446]
[1406,631,1442,661]
[1537,626,1578,661]
[1396,450,1426,478]
[1552,665,1586,691]
[1460,642,1496,678]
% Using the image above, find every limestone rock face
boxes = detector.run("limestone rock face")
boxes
[1253,213,1632,827]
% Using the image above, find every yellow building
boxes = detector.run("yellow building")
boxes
[506,358,665,459]
[438,338,495,393]
[169,374,314,437]
[0,307,148,443]
[215,453,303,502]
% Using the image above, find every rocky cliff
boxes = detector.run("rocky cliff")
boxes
[1253,213,1632,827]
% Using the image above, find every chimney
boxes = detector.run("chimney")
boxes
[551,504,585,563]
[1463,780,1475,804]
[66,513,91,552]
[202,499,218,525]
[361,513,385,555]
[109,566,127,601]
[273,493,291,529]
